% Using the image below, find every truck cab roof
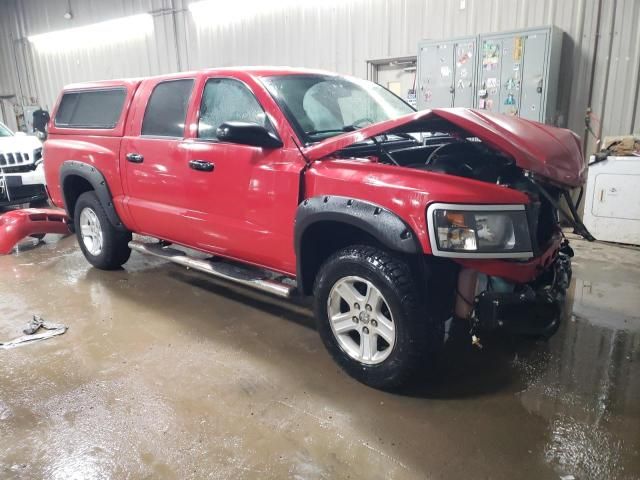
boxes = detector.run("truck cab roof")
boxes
[60,66,340,92]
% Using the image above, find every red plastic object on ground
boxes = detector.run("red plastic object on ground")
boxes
[0,208,70,254]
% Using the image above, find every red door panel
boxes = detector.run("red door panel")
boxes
[121,136,194,244]
[120,71,304,275]
[182,140,302,273]
[120,75,196,243]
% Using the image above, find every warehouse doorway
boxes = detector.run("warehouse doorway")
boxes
[367,56,418,109]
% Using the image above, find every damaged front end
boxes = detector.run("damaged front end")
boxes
[463,241,573,337]
[305,108,591,339]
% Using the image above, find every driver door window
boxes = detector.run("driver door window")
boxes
[198,78,269,139]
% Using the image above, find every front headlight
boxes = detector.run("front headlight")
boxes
[427,203,532,258]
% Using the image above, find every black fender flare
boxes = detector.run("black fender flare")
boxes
[59,160,127,231]
[294,195,421,292]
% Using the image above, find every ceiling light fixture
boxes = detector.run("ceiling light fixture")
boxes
[27,13,154,52]
[188,0,344,26]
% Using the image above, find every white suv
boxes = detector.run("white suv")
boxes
[0,122,47,208]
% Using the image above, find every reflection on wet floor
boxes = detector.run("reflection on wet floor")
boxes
[0,234,639,479]
[512,238,639,479]
[518,314,639,479]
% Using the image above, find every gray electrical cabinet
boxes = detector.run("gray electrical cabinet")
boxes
[416,26,562,124]
[417,36,477,110]
[477,26,562,123]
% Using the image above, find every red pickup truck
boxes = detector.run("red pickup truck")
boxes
[44,67,587,389]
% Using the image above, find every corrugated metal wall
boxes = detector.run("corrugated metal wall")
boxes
[0,0,638,150]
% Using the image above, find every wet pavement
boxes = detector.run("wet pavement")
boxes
[0,234,639,479]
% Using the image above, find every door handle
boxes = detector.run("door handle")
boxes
[189,160,215,172]
[126,153,144,163]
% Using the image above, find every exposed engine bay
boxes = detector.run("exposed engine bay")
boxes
[337,130,530,186]
[333,123,592,341]
[336,131,567,251]
[334,126,594,249]
[373,134,522,185]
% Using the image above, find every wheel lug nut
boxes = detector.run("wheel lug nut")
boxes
[371,319,378,327]
[354,303,360,310]
[352,316,359,323]
[365,304,372,312]
[362,326,369,334]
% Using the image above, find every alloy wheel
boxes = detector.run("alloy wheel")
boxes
[327,275,396,365]
[79,207,103,256]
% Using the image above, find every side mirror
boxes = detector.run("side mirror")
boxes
[216,121,283,149]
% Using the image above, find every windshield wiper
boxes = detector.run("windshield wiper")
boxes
[388,132,419,142]
[306,125,358,136]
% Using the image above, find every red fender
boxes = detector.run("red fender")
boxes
[0,208,71,254]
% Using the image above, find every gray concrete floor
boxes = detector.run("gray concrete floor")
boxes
[1,233,639,480]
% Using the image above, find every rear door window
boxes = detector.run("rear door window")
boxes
[142,79,194,138]
[54,88,126,128]
[198,78,269,139]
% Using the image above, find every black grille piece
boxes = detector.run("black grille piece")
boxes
[0,164,38,173]
[526,191,560,253]
[0,151,36,166]
[536,195,558,247]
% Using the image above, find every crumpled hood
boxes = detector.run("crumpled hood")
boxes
[303,108,585,188]
[0,134,42,155]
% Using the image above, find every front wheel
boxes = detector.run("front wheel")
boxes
[313,245,442,390]
[74,191,132,270]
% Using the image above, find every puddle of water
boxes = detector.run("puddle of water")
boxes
[514,241,640,479]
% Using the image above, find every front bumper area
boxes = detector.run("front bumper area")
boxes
[473,243,572,336]
[0,163,47,207]
[455,232,564,284]
[0,208,71,254]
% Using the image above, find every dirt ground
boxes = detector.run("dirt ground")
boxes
[1,233,639,479]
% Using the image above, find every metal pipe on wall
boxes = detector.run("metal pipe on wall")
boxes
[0,100,7,125]
[593,0,618,150]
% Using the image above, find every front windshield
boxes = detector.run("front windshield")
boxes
[262,74,414,144]
[0,123,13,137]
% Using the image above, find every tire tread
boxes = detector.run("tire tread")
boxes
[74,191,131,270]
[313,244,443,390]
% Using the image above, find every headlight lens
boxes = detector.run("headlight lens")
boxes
[433,208,532,254]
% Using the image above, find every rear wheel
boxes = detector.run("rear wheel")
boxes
[74,191,131,270]
[313,245,442,390]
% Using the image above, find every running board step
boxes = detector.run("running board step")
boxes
[128,240,296,298]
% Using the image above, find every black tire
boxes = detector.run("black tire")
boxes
[74,191,131,270]
[313,245,443,390]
